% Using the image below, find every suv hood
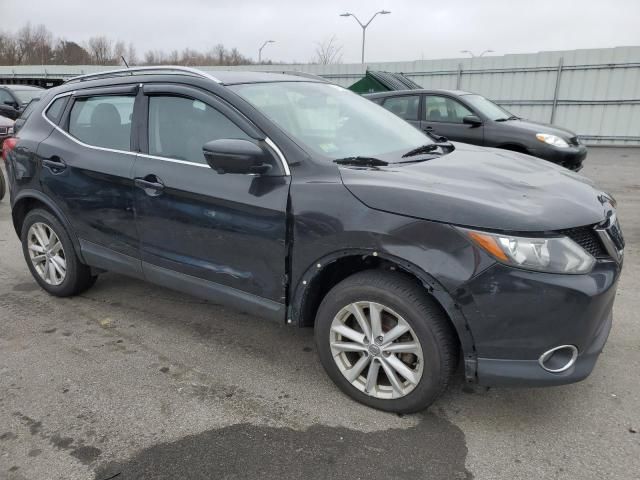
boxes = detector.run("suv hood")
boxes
[340,143,609,232]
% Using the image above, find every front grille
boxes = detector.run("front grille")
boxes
[0,127,7,135]
[559,226,608,258]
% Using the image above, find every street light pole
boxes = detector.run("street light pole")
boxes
[258,40,275,63]
[340,10,391,64]
[460,49,494,58]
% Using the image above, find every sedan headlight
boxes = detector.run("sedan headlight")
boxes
[536,133,569,148]
[463,229,595,274]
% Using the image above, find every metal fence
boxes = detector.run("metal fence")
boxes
[2,46,639,145]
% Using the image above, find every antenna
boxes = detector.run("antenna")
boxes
[121,56,130,68]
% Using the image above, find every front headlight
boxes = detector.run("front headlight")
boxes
[463,229,595,274]
[536,133,569,148]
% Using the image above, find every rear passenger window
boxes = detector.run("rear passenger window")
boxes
[45,97,67,124]
[148,96,250,164]
[382,95,420,121]
[68,95,135,151]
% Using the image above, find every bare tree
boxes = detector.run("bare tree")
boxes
[126,43,138,66]
[88,36,113,64]
[312,35,343,65]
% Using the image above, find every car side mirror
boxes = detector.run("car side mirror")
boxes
[202,139,274,175]
[3,100,18,108]
[463,115,483,126]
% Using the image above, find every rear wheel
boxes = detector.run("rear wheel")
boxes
[315,270,458,413]
[21,209,97,296]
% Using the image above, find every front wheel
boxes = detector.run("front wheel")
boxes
[315,270,458,413]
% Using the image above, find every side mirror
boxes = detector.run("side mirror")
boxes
[203,139,273,175]
[4,100,18,108]
[463,115,483,126]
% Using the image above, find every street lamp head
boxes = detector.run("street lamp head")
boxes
[379,10,391,14]
[340,12,352,17]
[268,40,275,44]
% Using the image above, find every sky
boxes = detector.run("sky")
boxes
[3,0,640,64]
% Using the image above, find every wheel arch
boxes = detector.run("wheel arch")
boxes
[11,190,86,264]
[290,249,477,378]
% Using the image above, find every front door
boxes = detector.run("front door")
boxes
[133,84,290,320]
[421,95,484,145]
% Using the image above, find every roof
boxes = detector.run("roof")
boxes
[212,70,325,85]
[364,88,474,98]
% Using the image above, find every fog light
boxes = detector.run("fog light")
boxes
[538,345,578,373]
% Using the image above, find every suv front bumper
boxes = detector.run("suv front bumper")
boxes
[457,261,621,387]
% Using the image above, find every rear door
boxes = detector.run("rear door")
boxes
[133,84,290,320]
[421,95,484,145]
[380,94,421,128]
[37,85,141,275]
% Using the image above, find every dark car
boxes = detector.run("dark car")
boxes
[0,85,44,120]
[0,115,14,200]
[4,67,623,413]
[366,89,587,171]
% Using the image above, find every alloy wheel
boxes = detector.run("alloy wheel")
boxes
[329,301,424,399]
[27,222,67,286]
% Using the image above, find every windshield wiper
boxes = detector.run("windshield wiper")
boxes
[403,139,455,158]
[402,144,440,158]
[495,115,520,122]
[333,156,389,167]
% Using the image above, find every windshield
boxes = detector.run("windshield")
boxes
[229,82,431,160]
[462,94,513,121]
[13,89,42,105]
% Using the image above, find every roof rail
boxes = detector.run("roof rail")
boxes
[280,71,330,83]
[65,66,221,84]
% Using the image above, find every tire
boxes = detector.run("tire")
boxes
[21,208,97,297]
[0,167,5,201]
[315,270,458,413]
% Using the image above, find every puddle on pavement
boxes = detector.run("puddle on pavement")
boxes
[94,413,471,480]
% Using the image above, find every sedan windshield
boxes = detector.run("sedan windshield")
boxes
[462,94,513,121]
[13,89,42,104]
[229,82,431,160]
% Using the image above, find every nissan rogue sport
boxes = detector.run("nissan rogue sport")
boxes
[3,67,624,413]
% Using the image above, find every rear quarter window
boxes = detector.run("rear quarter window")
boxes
[44,96,68,124]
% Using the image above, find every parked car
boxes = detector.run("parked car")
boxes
[366,89,587,171]
[4,67,623,413]
[0,115,14,201]
[0,85,44,120]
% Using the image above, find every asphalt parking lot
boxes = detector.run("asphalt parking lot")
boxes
[0,147,638,480]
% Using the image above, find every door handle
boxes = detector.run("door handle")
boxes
[423,126,434,131]
[134,176,165,196]
[42,156,67,173]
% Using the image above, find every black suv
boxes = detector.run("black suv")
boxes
[366,89,587,171]
[4,67,624,413]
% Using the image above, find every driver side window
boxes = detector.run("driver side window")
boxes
[423,96,472,124]
[148,96,250,164]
